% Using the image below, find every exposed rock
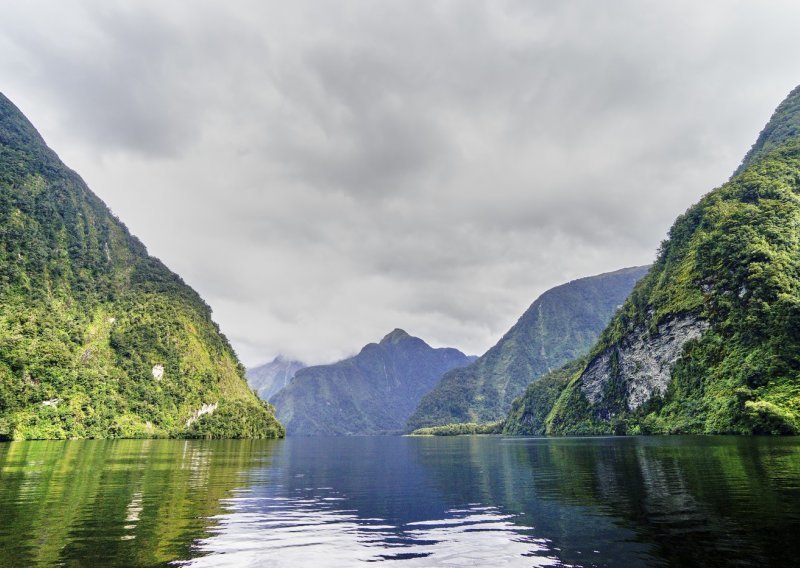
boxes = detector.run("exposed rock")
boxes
[152,364,164,381]
[580,315,709,411]
[185,402,218,428]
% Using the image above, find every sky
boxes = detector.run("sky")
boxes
[2,1,800,366]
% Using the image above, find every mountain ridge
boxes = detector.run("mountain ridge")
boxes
[406,266,649,431]
[271,329,473,435]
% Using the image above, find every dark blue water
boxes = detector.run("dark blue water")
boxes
[0,436,798,567]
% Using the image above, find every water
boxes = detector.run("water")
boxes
[0,436,798,567]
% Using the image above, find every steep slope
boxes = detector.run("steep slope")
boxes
[406,267,648,430]
[502,357,586,436]
[270,329,473,435]
[734,84,800,176]
[247,357,305,401]
[0,93,283,440]
[548,85,800,436]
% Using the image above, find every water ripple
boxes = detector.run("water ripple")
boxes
[181,494,562,567]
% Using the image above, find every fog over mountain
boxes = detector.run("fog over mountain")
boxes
[3,1,800,365]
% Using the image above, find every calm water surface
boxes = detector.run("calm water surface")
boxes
[0,436,798,567]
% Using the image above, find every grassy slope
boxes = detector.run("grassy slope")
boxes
[0,93,283,439]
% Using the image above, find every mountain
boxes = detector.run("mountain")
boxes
[0,93,283,440]
[547,84,800,436]
[247,357,305,401]
[270,329,473,435]
[734,84,800,177]
[406,266,649,431]
[502,358,586,436]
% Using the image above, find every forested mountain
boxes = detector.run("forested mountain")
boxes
[270,329,473,435]
[247,357,305,401]
[502,357,587,436]
[734,84,800,177]
[406,267,648,431]
[0,93,283,439]
[547,84,800,435]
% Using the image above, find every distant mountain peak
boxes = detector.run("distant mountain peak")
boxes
[380,328,412,344]
[247,358,306,402]
[271,330,472,435]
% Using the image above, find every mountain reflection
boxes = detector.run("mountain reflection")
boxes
[414,436,800,566]
[0,439,278,567]
[1,436,799,567]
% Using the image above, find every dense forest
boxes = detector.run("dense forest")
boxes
[0,93,283,439]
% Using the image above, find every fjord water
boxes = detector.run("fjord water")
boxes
[0,437,798,567]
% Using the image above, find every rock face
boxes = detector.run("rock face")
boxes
[0,93,283,440]
[247,357,305,401]
[548,84,800,435]
[580,315,710,413]
[271,329,473,435]
[406,266,649,431]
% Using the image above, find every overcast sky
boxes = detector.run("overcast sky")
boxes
[2,1,800,366]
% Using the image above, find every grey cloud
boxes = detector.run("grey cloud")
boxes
[2,0,800,365]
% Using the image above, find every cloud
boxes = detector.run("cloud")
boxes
[2,0,800,365]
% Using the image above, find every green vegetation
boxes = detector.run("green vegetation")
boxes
[407,267,648,431]
[0,93,283,439]
[272,329,473,435]
[0,439,279,565]
[547,85,800,436]
[408,421,503,436]
[735,84,800,176]
[503,358,585,436]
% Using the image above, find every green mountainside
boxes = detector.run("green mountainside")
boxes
[0,93,283,440]
[502,357,586,436]
[547,85,800,436]
[406,267,648,431]
[247,356,305,401]
[734,84,800,177]
[270,329,473,435]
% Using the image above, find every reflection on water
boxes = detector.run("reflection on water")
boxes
[0,436,799,567]
[0,439,273,567]
[188,497,558,566]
